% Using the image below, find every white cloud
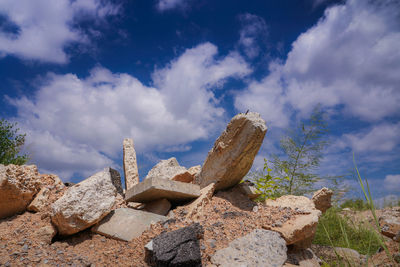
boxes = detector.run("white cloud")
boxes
[156,0,189,12]
[0,0,119,63]
[238,13,268,59]
[235,0,400,124]
[384,175,400,192]
[343,123,400,152]
[8,43,250,179]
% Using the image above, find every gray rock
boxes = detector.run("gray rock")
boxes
[0,164,42,219]
[144,198,172,216]
[145,157,193,183]
[146,223,203,267]
[51,168,122,235]
[211,229,287,267]
[92,208,167,241]
[125,177,200,203]
[123,138,139,190]
[196,112,267,190]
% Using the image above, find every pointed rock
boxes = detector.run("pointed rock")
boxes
[51,168,122,235]
[196,112,267,190]
[123,138,139,190]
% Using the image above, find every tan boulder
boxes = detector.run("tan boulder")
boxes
[0,164,42,219]
[196,112,267,190]
[264,195,321,248]
[51,168,122,235]
[145,157,193,183]
[123,138,139,190]
[35,224,57,245]
[379,207,400,239]
[27,187,51,212]
[312,187,333,213]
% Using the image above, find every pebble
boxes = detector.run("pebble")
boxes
[252,206,259,212]
[22,244,29,251]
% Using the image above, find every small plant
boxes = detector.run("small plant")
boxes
[250,159,289,201]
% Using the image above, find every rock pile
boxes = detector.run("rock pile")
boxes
[0,112,341,266]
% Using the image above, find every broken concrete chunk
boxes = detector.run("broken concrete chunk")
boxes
[27,187,51,212]
[147,223,203,267]
[51,168,122,235]
[211,229,287,267]
[92,208,167,242]
[0,164,42,219]
[264,195,321,248]
[144,198,171,216]
[125,177,200,203]
[196,112,267,190]
[186,182,216,218]
[312,187,333,213]
[123,138,139,190]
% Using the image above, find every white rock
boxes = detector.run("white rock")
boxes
[145,157,192,182]
[51,168,122,235]
[196,112,267,190]
[123,138,139,190]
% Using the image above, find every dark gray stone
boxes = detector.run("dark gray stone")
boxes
[146,223,203,267]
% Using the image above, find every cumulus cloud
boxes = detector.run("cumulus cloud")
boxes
[238,13,268,59]
[235,0,400,126]
[156,0,189,12]
[8,43,250,179]
[0,0,119,63]
[384,174,400,192]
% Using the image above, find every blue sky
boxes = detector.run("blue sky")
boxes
[0,0,399,200]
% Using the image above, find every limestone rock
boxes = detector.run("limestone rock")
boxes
[145,157,192,182]
[123,138,139,190]
[51,168,122,235]
[125,177,200,203]
[211,229,287,267]
[146,223,203,267]
[186,183,216,218]
[379,207,400,239]
[312,187,333,213]
[27,187,51,212]
[264,195,321,248]
[0,164,42,219]
[196,112,267,190]
[144,198,171,216]
[187,165,201,181]
[92,208,167,241]
[35,224,57,245]
[40,174,65,190]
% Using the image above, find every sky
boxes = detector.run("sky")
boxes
[0,0,399,200]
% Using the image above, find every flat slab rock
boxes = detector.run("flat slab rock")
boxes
[146,223,204,267]
[125,177,200,203]
[92,208,167,241]
[211,229,287,267]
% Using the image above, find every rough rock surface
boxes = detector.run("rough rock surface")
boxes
[264,195,321,248]
[186,182,216,218]
[312,187,333,213]
[311,244,366,266]
[147,223,203,267]
[211,229,287,267]
[123,138,139,190]
[34,224,57,245]
[379,207,400,239]
[144,198,172,216]
[285,248,320,267]
[145,157,190,181]
[51,168,122,235]
[196,112,267,190]
[27,187,51,212]
[0,164,42,219]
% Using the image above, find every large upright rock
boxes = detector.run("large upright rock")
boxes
[211,229,287,267]
[123,138,139,190]
[196,112,267,190]
[0,164,42,219]
[51,168,122,235]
